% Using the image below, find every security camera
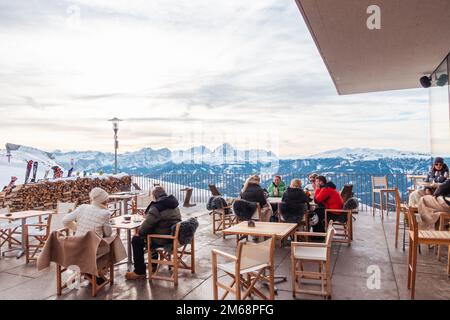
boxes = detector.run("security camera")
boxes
[419,76,431,88]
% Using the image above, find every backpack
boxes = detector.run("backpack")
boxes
[343,197,359,211]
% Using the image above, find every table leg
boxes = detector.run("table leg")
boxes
[16,218,26,258]
[127,229,132,271]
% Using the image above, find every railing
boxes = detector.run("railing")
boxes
[132,173,424,209]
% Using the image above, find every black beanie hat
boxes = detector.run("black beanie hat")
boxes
[434,157,444,164]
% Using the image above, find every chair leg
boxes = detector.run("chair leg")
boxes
[410,243,418,299]
[190,239,195,274]
[56,265,62,296]
[372,192,375,216]
[291,257,296,297]
[395,208,400,248]
[110,264,114,285]
[212,254,218,300]
[407,238,413,289]
[91,275,97,297]
[402,214,407,252]
[379,192,383,220]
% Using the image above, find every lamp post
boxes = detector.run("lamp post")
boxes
[108,117,123,174]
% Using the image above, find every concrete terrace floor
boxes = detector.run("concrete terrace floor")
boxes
[0,205,449,300]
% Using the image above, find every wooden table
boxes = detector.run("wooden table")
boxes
[223,221,298,244]
[110,215,144,271]
[0,210,52,258]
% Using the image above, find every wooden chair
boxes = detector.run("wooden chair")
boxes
[147,221,196,286]
[24,212,53,263]
[132,182,142,191]
[340,184,353,203]
[132,193,152,215]
[212,235,275,300]
[371,176,396,219]
[393,188,411,251]
[291,221,335,299]
[180,187,196,207]
[211,205,236,237]
[209,184,221,196]
[0,206,21,257]
[55,229,115,297]
[407,208,450,299]
[325,209,352,245]
[437,212,450,260]
[232,200,263,243]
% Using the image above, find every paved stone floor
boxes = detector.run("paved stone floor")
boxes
[0,205,449,300]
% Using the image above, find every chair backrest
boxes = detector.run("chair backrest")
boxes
[372,176,388,189]
[209,184,221,196]
[232,199,258,221]
[406,206,420,237]
[238,236,275,271]
[277,202,306,223]
[56,202,77,214]
[393,187,403,211]
[136,194,152,208]
[132,182,142,191]
[177,217,199,245]
[340,184,353,203]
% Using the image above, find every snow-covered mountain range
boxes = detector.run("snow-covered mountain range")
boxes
[0,142,435,186]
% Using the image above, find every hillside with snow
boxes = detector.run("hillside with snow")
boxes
[0,144,61,187]
[0,142,437,187]
[307,148,430,161]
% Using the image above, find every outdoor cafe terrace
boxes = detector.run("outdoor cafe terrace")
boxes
[0,173,449,300]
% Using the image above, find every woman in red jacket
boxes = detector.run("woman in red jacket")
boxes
[312,176,344,232]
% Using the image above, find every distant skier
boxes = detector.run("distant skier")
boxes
[67,158,74,177]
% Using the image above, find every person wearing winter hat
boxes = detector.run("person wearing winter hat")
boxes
[126,186,181,280]
[62,187,112,237]
[409,157,449,207]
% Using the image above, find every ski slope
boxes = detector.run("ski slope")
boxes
[0,145,61,187]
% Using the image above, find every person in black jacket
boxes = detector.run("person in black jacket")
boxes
[409,157,449,207]
[280,179,310,223]
[126,186,181,280]
[240,175,272,221]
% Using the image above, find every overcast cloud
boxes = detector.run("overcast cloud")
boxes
[0,0,430,156]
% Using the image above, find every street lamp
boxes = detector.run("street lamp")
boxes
[108,117,123,174]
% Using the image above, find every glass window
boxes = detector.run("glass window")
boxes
[429,54,450,157]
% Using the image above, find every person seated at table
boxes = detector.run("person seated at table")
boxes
[62,187,112,237]
[126,186,181,280]
[267,175,286,198]
[304,173,319,200]
[417,179,450,230]
[409,157,449,207]
[279,179,310,222]
[312,176,344,233]
[240,175,272,222]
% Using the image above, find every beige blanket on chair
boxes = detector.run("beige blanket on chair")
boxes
[37,231,127,276]
[418,195,450,230]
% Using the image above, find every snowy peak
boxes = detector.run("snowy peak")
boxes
[307,148,430,161]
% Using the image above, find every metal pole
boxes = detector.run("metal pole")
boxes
[114,133,118,174]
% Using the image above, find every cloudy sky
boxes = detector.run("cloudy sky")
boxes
[0,0,430,157]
